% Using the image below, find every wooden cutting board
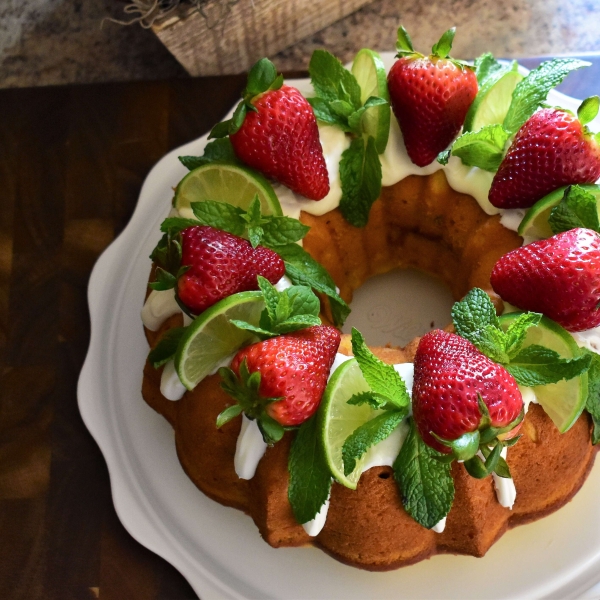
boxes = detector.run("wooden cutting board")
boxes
[0,55,598,600]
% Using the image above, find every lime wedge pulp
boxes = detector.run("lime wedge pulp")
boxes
[318,358,378,489]
[464,67,523,132]
[175,291,265,390]
[499,313,588,433]
[518,184,600,240]
[351,49,390,153]
[174,163,282,218]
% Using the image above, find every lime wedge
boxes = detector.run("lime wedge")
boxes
[518,184,600,240]
[174,163,282,219]
[318,358,378,489]
[499,313,588,432]
[351,49,390,153]
[175,291,264,390]
[464,68,523,132]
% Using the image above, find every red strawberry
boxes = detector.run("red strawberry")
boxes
[489,108,600,209]
[230,325,340,427]
[177,225,285,315]
[491,228,600,332]
[230,84,329,200]
[387,27,478,167]
[412,330,523,454]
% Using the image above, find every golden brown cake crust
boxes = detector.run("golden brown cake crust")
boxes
[141,174,598,570]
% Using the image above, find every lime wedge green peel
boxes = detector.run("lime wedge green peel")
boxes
[174,163,282,218]
[351,48,390,153]
[518,184,600,240]
[499,313,588,433]
[464,67,523,132]
[175,291,265,390]
[318,358,379,489]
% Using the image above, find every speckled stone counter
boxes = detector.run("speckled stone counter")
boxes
[2,0,600,88]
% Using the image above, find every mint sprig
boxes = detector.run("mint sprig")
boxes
[503,58,590,135]
[394,418,455,529]
[231,276,321,338]
[275,243,350,326]
[584,349,600,445]
[308,49,390,227]
[451,288,591,386]
[339,328,411,477]
[178,138,240,171]
[548,185,600,235]
[209,58,284,139]
[288,415,332,525]
[438,125,510,171]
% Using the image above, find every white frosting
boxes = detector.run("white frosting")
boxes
[499,208,528,233]
[274,275,293,292]
[302,490,331,537]
[520,385,538,414]
[141,289,182,331]
[235,415,268,480]
[572,325,600,355]
[327,352,354,381]
[432,517,447,534]
[492,446,517,509]
[160,360,187,401]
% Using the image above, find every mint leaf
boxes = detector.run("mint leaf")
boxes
[351,328,410,410]
[148,327,186,368]
[548,185,600,235]
[449,124,510,171]
[473,53,508,87]
[276,243,350,326]
[347,391,387,409]
[160,217,201,235]
[190,200,246,236]
[342,411,405,476]
[285,284,320,319]
[503,58,591,135]
[241,196,265,247]
[504,312,542,358]
[288,415,332,524]
[309,50,362,110]
[505,344,591,386]
[307,97,351,130]
[452,288,499,345]
[394,419,454,529]
[584,349,600,444]
[178,138,239,170]
[339,136,382,228]
[261,218,311,247]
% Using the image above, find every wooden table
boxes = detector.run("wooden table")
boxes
[1,55,599,600]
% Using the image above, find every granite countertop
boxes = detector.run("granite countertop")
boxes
[2,0,599,87]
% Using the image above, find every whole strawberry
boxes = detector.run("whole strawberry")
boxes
[387,26,478,167]
[489,104,600,209]
[210,58,329,200]
[218,326,340,442]
[491,228,600,332]
[412,330,523,454]
[177,225,285,315]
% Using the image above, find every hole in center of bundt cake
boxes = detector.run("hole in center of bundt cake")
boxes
[341,268,454,347]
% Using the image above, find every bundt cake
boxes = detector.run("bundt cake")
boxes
[139,28,600,571]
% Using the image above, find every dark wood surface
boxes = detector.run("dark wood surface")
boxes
[1,55,599,600]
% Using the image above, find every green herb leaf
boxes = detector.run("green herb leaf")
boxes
[451,288,499,346]
[351,328,411,410]
[503,58,591,135]
[505,344,592,386]
[548,185,600,234]
[148,327,186,367]
[342,411,405,476]
[190,200,246,236]
[449,124,510,171]
[578,96,600,126]
[288,415,333,524]
[339,136,382,228]
[276,243,350,326]
[347,391,387,409]
[160,217,201,235]
[309,50,362,110]
[431,27,455,59]
[178,138,240,170]
[394,419,454,529]
[307,97,351,130]
[261,217,311,247]
[584,349,600,444]
[504,312,542,358]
